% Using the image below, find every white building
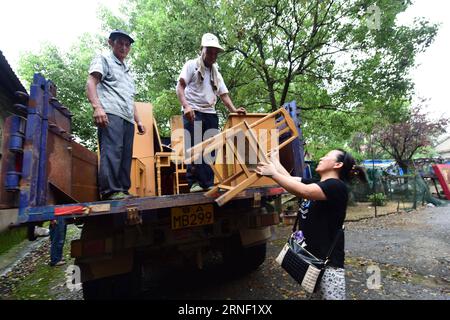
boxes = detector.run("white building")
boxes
[435,134,450,159]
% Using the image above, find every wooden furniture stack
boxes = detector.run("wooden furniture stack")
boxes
[155,115,188,196]
[185,108,299,206]
[130,102,160,197]
[170,115,188,194]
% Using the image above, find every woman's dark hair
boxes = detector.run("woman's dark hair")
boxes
[335,149,367,183]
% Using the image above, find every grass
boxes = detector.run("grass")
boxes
[8,225,80,300]
[10,257,66,300]
[0,221,50,256]
[0,227,27,256]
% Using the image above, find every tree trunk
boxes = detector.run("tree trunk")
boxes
[268,82,277,112]
[397,160,409,174]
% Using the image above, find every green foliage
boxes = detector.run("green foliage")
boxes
[368,192,386,206]
[371,103,448,173]
[17,0,438,158]
[152,90,181,137]
[17,34,106,149]
[0,227,27,256]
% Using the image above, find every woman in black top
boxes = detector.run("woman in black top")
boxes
[256,149,365,300]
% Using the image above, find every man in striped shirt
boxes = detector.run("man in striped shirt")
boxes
[86,30,146,200]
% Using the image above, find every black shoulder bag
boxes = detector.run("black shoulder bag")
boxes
[275,214,344,294]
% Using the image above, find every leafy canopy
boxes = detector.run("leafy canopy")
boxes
[17,0,438,156]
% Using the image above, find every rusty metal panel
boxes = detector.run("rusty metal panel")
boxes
[48,99,72,134]
[46,131,72,204]
[279,139,295,174]
[0,117,19,208]
[71,142,99,203]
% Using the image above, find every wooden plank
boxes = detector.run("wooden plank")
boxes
[153,118,163,153]
[210,162,224,182]
[277,136,297,151]
[244,121,269,163]
[170,115,184,157]
[278,126,291,136]
[88,203,111,213]
[185,125,246,165]
[216,174,261,206]
[217,184,233,190]
[130,158,146,197]
[204,170,245,197]
[211,109,299,205]
[133,102,157,196]
[226,138,251,177]
[275,119,287,128]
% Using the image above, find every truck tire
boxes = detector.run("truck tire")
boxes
[222,234,267,274]
[82,263,142,300]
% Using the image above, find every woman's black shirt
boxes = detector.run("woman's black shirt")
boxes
[298,178,348,268]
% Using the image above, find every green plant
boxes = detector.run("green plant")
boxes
[368,193,387,206]
[0,227,27,255]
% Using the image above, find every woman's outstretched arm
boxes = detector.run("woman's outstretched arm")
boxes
[256,161,326,201]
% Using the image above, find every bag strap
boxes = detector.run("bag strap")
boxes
[324,225,345,265]
[292,208,301,233]
[294,199,344,265]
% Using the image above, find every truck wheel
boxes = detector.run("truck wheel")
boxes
[242,243,267,271]
[222,235,267,274]
[82,263,142,300]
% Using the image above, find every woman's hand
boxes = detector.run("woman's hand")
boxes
[256,160,278,177]
[270,148,282,169]
[269,148,291,176]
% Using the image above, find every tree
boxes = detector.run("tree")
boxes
[18,0,439,156]
[371,102,448,173]
[99,0,437,148]
[17,34,107,149]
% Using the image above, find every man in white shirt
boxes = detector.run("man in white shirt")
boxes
[177,33,245,192]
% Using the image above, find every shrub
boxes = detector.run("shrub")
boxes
[368,193,387,206]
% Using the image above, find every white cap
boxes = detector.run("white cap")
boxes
[201,33,224,52]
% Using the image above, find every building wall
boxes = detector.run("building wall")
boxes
[435,136,450,158]
[0,91,15,160]
[0,209,18,232]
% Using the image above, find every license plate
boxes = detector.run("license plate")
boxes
[171,204,214,230]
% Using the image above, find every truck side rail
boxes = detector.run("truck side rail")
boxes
[19,186,285,224]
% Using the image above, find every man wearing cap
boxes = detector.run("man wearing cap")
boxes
[86,29,146,200]
[177,33,246,192]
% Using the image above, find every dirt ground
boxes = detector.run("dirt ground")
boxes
[0,204,449,300]
[346,201,416,220]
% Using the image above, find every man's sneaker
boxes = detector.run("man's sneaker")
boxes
[123,191,138,199]
[190,183,204,193]
[34,226,50,237]
[50,260,66,267]
[107,192,128,200]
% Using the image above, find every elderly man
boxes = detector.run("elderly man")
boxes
[86,30,146,200]
[177,33,246,192]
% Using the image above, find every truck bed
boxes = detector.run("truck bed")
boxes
[19,186,285,224]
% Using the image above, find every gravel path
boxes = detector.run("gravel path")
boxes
[1,206,449,300]
[140,205,450,300]
[344,205,450,299]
